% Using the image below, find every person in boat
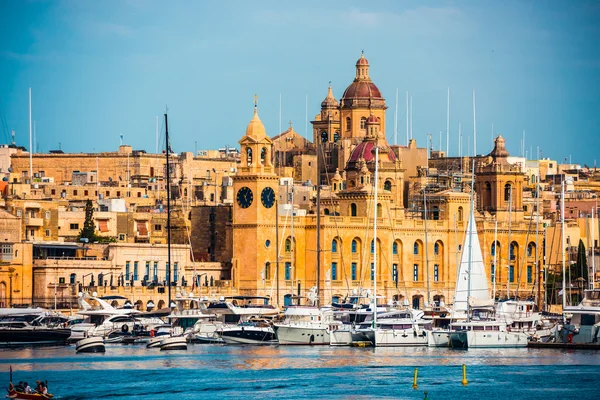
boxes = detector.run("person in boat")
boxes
[24,381,33,394]
[15,381,25,392]
[36,380,46,394]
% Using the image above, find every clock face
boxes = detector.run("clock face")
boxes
[261,187,275,209]
[236,186,253,208]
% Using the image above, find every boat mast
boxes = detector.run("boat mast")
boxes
[561,177,567,310]
[165,112,172,308]
[315,117,323,308]
[591,206,596,290]
[275,196,280,306]
[492,220,498,301]
[373,144,379,326]
[467,161,475,323]
[535,170,541,309]
[424,187,430,306]
[506,185,513,299]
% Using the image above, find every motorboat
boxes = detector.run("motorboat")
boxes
[373,309,429,347]
[273,306,333,345]
[559,288,600,344]
[217,318,277,345]
[0,312,70,346]
[328,320,353,346]
[159,335,187,351]
[75,336,105,353]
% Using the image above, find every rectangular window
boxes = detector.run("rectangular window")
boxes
[154,224,162,231]
[133,261,139,281]
[119,233,125,241]
[413,264,419,282]
[45,229,50,237]
[527,265,532,283]
[491,264,495,282]
[73,190,78,196]
[84,190,89,196]
[434,264,439,282]
[51,189,56,195]
[371,263,375,281]
[16,210,22,217]
[331,262,337,281]
[174,262,179,283]
[145,262,150,281]
[351,262,357,280]
[153,262,158,281]
[45,211,51,219]
[285,262,291,280]
[125,261,130,281]
[70,223,79,230]
[509,265,515,283]
[165,262,170,283]
[392,264,398,285]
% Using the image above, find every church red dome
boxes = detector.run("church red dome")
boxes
[341,81,383,100]
[347,141,397,164]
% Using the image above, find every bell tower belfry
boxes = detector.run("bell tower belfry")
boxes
[232,96,279,298]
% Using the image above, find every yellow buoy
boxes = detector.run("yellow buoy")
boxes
[461,364,468,386]
[412,368,419,390]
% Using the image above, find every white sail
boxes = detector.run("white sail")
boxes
[453,207,490,314]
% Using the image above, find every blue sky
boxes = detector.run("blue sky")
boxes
[1,0,599,165]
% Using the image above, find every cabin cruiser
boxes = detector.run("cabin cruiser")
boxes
[373,309,429,347]
[215,296,279,345]
[167,294,224,343]
[69,293,163,341]
[273,306,334,345]
[496,299,557,341]
[559,288,600,344]
[0,312,70,346]
[448,305,528,348]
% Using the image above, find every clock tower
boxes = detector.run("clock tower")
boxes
[232,98,279,298]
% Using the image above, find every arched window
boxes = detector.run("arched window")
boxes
[491,241,500,257]
[392,242,398,255]
[285,238,292,252]
[246,147,253,166]
[531,175,536,184]
[527,242,535,257]
[333,132,340,142]
[484,182,491,208]
[321,131,328,143]
[458,206,464,222]
[346,117,351,131]
[510,242,518,260]
[434,242,440,255]
[360,117,367,130]
[370,240,374,254]
[260,147,267,164]
[376,203,382,218]
[352,239,358,253]
[324,208,330,215]
[265,262,271,279]
[332,239,338,253]
[414,241,419,255]
[504,183,512,202]
[351,203,357,217]
[384,180,392,191]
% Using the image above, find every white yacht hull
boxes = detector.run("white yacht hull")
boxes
[428,330,450,347]
[329,330,353,346]
[76,336,105,353]
[375,329,428,347]
[274,325,330,345]
[160,336,187,351]
[466,330,528,348]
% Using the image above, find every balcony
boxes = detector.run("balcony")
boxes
[25,217,44,227]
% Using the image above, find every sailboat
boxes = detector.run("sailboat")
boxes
[448,164,528,348]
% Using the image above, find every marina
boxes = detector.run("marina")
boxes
[2,345,600,399]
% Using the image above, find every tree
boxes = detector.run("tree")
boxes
[79,199,97,243]
[575,239,588,282]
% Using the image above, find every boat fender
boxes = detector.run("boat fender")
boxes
[121,324,129,333]
[150,329,155,337]
[567,333,573,343]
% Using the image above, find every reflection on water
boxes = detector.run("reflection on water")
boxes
[1,345,599,399]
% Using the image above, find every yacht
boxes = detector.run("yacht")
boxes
[0,312,70,346]
[215,296,279,345]
[449,305,528,348]
[217,318,277,345]
[373,309,429,347]
[560,288,600,344]
[273,306,333,345]
[496,299,557,341]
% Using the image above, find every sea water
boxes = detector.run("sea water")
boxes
[1,345,599,399]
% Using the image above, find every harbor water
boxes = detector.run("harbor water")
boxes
[2,345,599,399]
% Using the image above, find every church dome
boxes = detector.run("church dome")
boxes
[340,52,385,109]
[341,81,383,100]
[321,85,339,109]
[347,140,397,165]
[245,106,267,140]
[356,53,369,66]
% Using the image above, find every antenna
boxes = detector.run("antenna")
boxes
[446,87,450,156]
[29,87,32,178]
[394,88,398,145]
[472,90,477,157]
[405,91,409,145]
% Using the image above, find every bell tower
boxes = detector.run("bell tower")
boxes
[232,96,279,297]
